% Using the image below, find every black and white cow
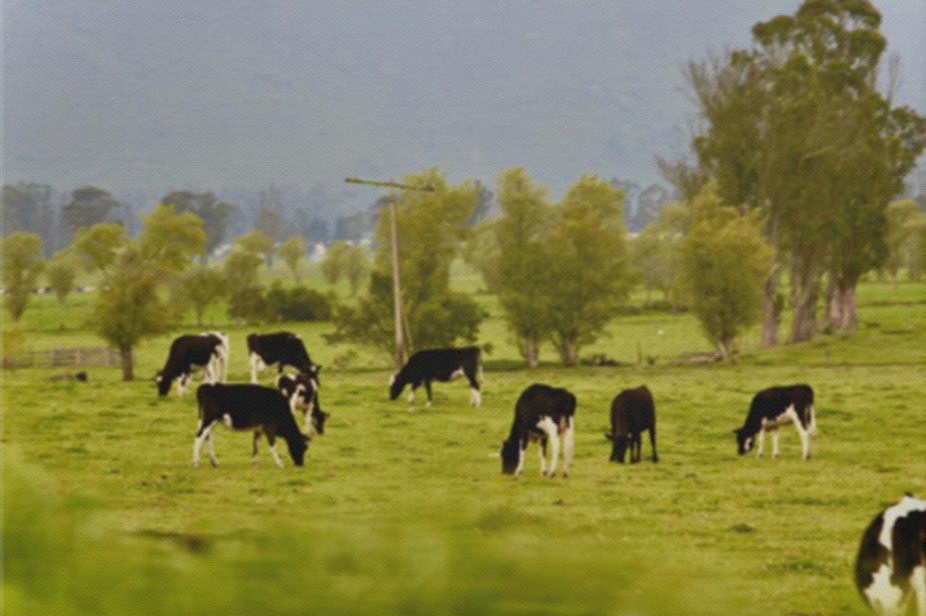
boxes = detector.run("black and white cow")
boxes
[247,331,316,383]
[193,383,308,468]
[156,332,229,397]
[734,384,817,460]
[500,383,576,477]
[276,370,329,438]
[605,385,658,464]
[389,347,482,407]
[855,494,926,616]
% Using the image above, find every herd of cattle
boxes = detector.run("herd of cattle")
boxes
[154,330,925,616]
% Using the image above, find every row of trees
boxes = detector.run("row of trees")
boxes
[665,0,926,346]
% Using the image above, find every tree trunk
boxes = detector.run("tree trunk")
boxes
[789,256,820,343]
[196,306,204,327]
[559,338,579,367]
[521,337,540,369]
[759,214,781,348]
[120,346,134,381]
[826,277,858,331]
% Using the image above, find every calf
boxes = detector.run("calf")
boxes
[247,331,316,383]
[734,384,817,460]
[389,347,482,407]
[276,369,329,438]
[193,383,308,468]
[156,333,228,397]
[855,494,926,616]
[605,385,657,463]
[500,383,576,477]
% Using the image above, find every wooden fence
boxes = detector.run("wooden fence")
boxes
[2,346,122,369]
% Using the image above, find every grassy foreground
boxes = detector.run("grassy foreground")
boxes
[2,277,925,615]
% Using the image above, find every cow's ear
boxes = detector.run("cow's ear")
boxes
[315,365,322,373]
[732,429,740,435]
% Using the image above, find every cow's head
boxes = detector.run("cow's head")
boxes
[155,371,171,397]
[604,432,628,463]
[734,429,754,455]
[309,406,329,437]
[306,364,322,386]
[500,438,521,475]
[286,434,309,467]
[389,374,403,400]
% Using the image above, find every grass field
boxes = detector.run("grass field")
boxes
[2,271,925,615]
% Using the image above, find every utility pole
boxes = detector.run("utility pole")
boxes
[344,177,435,371]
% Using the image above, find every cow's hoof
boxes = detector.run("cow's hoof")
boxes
[562,472,569,479]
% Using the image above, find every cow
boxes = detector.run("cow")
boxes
[500,383,576,477]
[855,494,926,615]
[156,333,229,397]
[605,385,657,464]
[389,347,482,407]
[733,384,817,460]
[193,383,308,468]
[247,331,316,383]
[276,370,329,438]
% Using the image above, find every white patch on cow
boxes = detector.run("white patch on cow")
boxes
[514,439,526,476]
[771,430,780,458]
[470,388,482,407]
[755,429,766,458]
[744,436,753,452]
[448,368,464,381]
[249,352,267,384]
[407,390,415,404]
[879,495,926,550]
[206,430,219,467]
[536,416,560,477]
[866,563,907,615]
[389,374,396,386]
[222,414,234,429]
[912,564,926,616]
[310,378,319,391]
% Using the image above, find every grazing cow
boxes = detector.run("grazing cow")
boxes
[500,384,576,477]
[389,347,482,407]
[605,385,658,463]
[734,384,817,460]
[193,384,308,468]
[156,333,228,397]
[855,494,926,616]
[247,331,316,383]
[276,370,329,438]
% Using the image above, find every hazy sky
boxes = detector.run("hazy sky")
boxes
[3,1,924,208]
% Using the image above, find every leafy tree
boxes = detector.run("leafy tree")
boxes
[228,285,267,325]
[278,236,307,283]
[1,233,44,322]
[321,241,350,287]
[45,250,79,317]
[883,199,923,283]
[91,245,173,380]
[265,281,333,322]
[61,186,121,235]
[173,264,228,326]
[234,230,275,269]
[160,191,235,258]
[631,201,688,306]
[223,246,264,289]
[328,168,485,358]
[679,185,772,362]
[138,204,207,275]
[545,174,633,366]
[341,244,369,296]
[495,167,554,368]
[72,223,127,278]
[461,218,502,293]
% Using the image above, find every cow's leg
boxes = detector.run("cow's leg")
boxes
[466,371,482,406]
[249,353,259,384]
[177,373,190,396]
[538,438,548,476]
[912,564,926,616]
[425,381,433,407]
[252,432,261,466]
[514,439,526,477]
[192,420,216,468]
[795,422,811,460]
[756,428,766,458]
[649,426,658,463]
[206,429,219,467]
[537,417,559,477]
[562,417,575,477]
[267,435,284,469]
[771,429,780,459]
[407,383,417,405]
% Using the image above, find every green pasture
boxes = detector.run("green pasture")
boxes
[2,275,925,615]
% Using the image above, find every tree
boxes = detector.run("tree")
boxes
[545,174,634,366]
[495,167,554,368]
[278,236,307,283]
[173,264,228,326]
[321,241,350,287]
[461,218,502,294]
[138,204,207,275]
[91,245,172,380]
[1,233,44,322]
[223,246,264,289]
[679,185,772,362]
[61,186,121,235]
[72,223,127,278]
[883,199,923,283]
[161,191,235,258]
[234,230,275,270]
[631,201,688,306]
[2,183,55,247]
[328,168,485,356]
[342,244,369,296]
[45,250,79,318]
